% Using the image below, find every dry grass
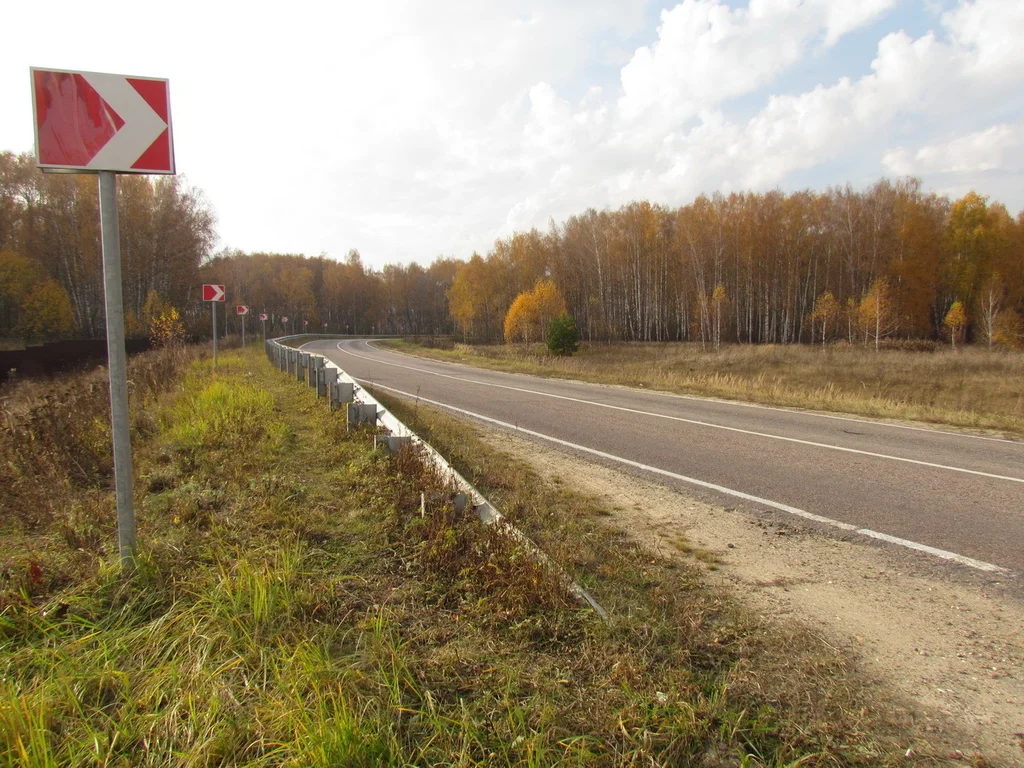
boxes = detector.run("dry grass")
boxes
[0,346,979,766]
[389,340,1024,437]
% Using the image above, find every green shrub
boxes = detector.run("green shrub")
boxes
[546,313,579,356]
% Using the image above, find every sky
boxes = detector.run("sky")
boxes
[3,0,1023,269]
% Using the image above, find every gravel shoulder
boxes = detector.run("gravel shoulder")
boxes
[476,426,1024,766]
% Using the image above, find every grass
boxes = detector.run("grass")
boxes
[0,345,976,766]
[384,339,1024,437]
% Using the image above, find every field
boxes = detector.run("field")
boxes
[0,345,975,765]
[389,339,1024,437]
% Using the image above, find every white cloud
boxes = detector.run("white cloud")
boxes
[616,0,896,124]
[657,0,1024,197]
[823,0,898,46]
[883,124,1020,174]
[943,0,1024,79]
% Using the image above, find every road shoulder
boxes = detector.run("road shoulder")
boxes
[476,426,1024,766]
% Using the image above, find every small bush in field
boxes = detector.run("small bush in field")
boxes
[547,313,579,356]
[150,306,188,348]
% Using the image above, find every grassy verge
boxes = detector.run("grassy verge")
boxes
[0,346,969,765]
[385,339,1024,437]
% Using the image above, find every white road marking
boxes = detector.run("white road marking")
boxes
[333,342,1024,485]
[352,339,1023,445]
[371,342,1022,445]
[356,378,1007,574]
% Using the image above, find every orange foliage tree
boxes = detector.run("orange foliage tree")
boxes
[503,280,567,345]
[811,291,840,346]
[857,278,897,351]
[943,301,968,350]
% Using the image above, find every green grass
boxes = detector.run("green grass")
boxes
[385,339,1024,437]
[0,346,970,766]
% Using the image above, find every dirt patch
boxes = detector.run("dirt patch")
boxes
[477,426,1024,766]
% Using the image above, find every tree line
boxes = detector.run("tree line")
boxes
[1,151,215,342]
[3,146,1022,350]
[197,250,460,338]
[451,178,1023,348]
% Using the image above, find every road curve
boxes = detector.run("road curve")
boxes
[303,338,1024,575]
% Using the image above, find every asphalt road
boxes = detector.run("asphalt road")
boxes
[304,338,1024,575]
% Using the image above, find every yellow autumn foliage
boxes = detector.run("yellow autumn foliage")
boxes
[503,279,566,345]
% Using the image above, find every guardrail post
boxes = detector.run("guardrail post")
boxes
[374,434,412,454]
[297,352,306,382]
[317,361,328,397]
[347,402,377,430]
[325,368,339,408]
[309,357,319,390]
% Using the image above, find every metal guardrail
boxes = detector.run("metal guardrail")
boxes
[264,335,607,618]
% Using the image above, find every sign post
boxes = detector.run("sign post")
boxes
[31,67,175,568]
[236,305,249,347]
[99,170,136,564]
[203,284,226,365]
[259,312,268,341]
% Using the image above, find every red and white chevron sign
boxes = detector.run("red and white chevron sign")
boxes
[31,68,174,174]
[202,284,225,302]
[259,313,268,321]
[235,305,249,315]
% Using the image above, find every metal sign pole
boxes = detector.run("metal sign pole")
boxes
[212,301,218,368]
[98,171,137,566]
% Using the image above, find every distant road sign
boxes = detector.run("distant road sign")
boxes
[259,312,268,321]
[236,305,249,315]
[281,316,288,323]
[302,320,308,326]
[203,284,225,302]
[31,68,174,174]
